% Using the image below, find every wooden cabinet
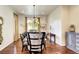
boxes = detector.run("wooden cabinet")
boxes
[66,32,79,53]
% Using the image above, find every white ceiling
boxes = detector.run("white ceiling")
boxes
[9,5,58,16]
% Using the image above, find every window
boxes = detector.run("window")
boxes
[27,17,40,32]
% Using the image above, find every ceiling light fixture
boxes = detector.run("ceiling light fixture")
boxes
[33,5,36,18]
[33,5,36,24]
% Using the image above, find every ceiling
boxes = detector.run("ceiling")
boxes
[9,5,58,16]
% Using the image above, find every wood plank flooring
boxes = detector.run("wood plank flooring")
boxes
[0,39,76,54]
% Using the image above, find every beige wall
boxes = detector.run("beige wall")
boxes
[61,6,70,46]
[47,6,71,46]
[69,6,79,32]
[40,16,47,32]
[18,15,26,34]
[0,6,15,51]
[61,6,79,46]
[47,7,63,46]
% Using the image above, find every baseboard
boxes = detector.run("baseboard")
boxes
[0,41,14,51]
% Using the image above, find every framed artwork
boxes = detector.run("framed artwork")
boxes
[0,16,3,44]
[69,24,75,32]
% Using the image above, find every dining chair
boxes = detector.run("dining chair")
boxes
[27,32,46,54]
[20,32,27,52]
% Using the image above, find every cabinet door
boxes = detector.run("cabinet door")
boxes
[67,32,75,48]
[67,33,72,46]
[76,33,79,50]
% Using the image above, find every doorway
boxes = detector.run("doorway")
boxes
[14,13,19,41]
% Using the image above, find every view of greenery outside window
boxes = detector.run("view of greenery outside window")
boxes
[27,17,39,32]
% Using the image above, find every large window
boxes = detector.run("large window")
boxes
[27,17,40,32]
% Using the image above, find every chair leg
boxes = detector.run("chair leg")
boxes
[22,47,23,52]
[44,44,46,50]
[22,46,24,52]
[29,51,32,54]
[25,45,28,50]
[40,51,42,54]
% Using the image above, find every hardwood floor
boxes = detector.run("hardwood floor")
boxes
[0,39,76,54]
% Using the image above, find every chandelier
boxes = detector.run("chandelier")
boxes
[33,5,39,24]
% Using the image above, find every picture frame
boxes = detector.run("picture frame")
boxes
[0,16,3,44]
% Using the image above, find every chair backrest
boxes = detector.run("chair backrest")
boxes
[27,32,46,52]
[20,32,27,45]
[20,34,24,41]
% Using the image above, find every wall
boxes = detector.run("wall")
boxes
[69,6,79,32]
[47,6,72,46]
[0,6,15,51]
[47,7,63,46]
[18,15,26,34]
[61,6,70,46]
[60,6,79,46]
[40,16,47,32]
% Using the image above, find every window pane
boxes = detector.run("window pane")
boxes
[27,17,39,32]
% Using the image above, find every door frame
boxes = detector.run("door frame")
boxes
[25,17,27,32]
[38,17,40,32]
[14,13,19,42]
